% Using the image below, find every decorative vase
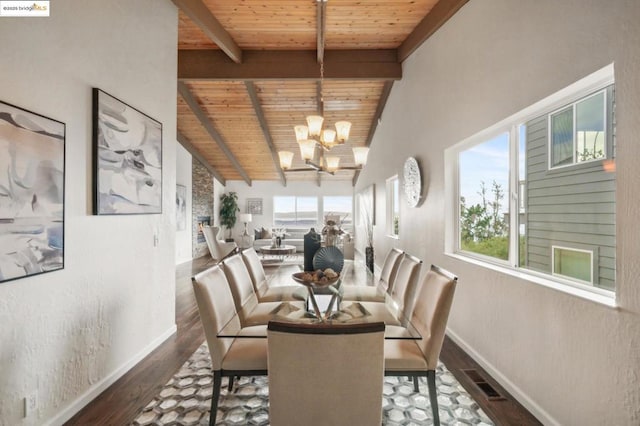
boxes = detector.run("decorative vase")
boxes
[304,228,321,271]
[365,246,374,273]
[276,236,282,247]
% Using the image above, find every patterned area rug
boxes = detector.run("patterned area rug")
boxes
[133,343,494,425]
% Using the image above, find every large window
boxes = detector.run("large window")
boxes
[273,196,318,227]
[386,176,400,237]
[323,196,353,230]
[448,65,616,299]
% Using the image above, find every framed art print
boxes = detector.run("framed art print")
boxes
[93,88,162,215]
[0,100,65,284]
[247,198,263,215]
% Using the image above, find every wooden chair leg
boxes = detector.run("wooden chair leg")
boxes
[210,370,222,426]
[228,375,234,391]
[427,370,439,426]
[413,376,420,392]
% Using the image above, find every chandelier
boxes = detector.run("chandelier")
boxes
[278,62,369,174]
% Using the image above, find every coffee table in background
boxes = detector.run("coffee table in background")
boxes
[259,245,296,262]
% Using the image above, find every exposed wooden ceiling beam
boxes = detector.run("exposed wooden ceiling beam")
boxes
[316,0,327,64]
[171,0,242,63]
[178,49,402,81]
[176,131,226,185]
[398,0,470,62]
[352,81,394,186]
[177,81,252,186]
[244,82,287,187]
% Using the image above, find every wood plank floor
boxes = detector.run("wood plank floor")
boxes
[65,255,540,426]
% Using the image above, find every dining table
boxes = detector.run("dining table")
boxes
[218,261,421,340]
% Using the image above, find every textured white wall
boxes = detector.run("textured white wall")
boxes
[175,144,193,264]
[356,0,640,424]
[0,1,178,424]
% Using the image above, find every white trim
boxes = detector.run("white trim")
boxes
[446,328,561,426]
[46,324,178,426]
[551,245,594,284]
[385,175,400,237]
[445,252,616,307]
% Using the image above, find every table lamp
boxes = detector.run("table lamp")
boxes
[239,214,253,249]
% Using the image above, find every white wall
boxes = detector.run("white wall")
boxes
[356,0,640,424]
[175,144,192,264]
[224,180,354,239]
[0,1,178,424]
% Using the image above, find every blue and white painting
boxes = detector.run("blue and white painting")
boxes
[93,89,162,214]
[0,101,65,284]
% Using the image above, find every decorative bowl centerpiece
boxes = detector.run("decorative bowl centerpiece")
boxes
[292,269,340,288]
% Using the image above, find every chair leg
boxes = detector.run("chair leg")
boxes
[228,375,234,391]
[427,370,439,426]
[413,376,419,393]
[210,370,222,426]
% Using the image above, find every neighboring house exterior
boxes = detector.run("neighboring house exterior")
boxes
[524,85,616,290]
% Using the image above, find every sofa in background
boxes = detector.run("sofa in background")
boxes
[252,227,308,253]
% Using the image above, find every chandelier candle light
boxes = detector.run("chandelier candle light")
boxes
[278,62,369,174]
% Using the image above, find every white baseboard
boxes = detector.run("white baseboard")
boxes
[446,328,559,426]
[46,324,177,426]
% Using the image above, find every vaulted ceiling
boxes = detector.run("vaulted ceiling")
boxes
[174,0,468,186]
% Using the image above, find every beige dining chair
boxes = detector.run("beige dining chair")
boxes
[389,253,423,319]
[384,264,458,426]
[341,247,404,302]
[191,265,268,426]
[241,248,306,302]
[203,225,237,263]
[222,254,305,326]
[267,321,386,426]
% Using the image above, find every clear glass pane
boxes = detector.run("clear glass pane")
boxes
[459,133,510,261]
[273,196,295,226]
[553,247,592,283]
[551,106,574,167]
[576,92,605,163]
[296,197,318,226]
[323,196,353,229]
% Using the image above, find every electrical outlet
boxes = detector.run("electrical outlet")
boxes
[24,393,37,417]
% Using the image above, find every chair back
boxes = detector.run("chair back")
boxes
[191,265,240,371]
[379,247,404,293]
[222,254,259,322]
[203,225,236,262]
[267,321,385,426]
[241,248,268,294]
[412,264,458,369]
[389,253,422,318]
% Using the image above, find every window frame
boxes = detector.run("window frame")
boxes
[548,88,608,170]
[444,64,616,306]
[273,196,319,227]
[551,245,594,285]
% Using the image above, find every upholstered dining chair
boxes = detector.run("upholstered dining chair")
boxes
[222,254,305,326]
[191,265,268,426]
[203,225,237,263]
[384,264,458,426]
[388,253,423,319]
[341,247,404,302]
[241,248,306,302]
[267,321,386,426]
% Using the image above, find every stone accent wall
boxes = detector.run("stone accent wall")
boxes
[192,159,214,258]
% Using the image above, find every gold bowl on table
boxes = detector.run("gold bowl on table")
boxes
[292,271,340,288]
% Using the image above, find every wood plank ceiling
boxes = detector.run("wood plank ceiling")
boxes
[174,0,469,186]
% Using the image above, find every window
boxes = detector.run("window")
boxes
[552,246,593,284]
[273,196,318,227]
[386,176,400,237]
[323,196,353,230]
[550,90,606,168]
[447,65,616,299]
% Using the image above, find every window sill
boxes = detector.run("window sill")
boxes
[444,252,617,309]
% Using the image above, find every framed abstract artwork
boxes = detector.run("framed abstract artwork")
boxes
[176,184,186,231]
[247,198,263,215]
[93,88,162,215]
[0,100,65,284]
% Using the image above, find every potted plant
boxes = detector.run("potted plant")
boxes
[219,192,239,242]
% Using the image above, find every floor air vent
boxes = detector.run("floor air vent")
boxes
[461,369,506,401]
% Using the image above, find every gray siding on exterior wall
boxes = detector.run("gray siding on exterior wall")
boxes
[524,97,616,290]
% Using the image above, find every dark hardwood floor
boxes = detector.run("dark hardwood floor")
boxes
[65,255,540,426]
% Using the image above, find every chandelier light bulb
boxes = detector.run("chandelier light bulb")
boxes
[278,151,294,170]
[352,147,369,166]
[298,140,317,161]
[294,125,309,142]
[325,156,340,172]
[306,115,324,137]
[335,121,351,142]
